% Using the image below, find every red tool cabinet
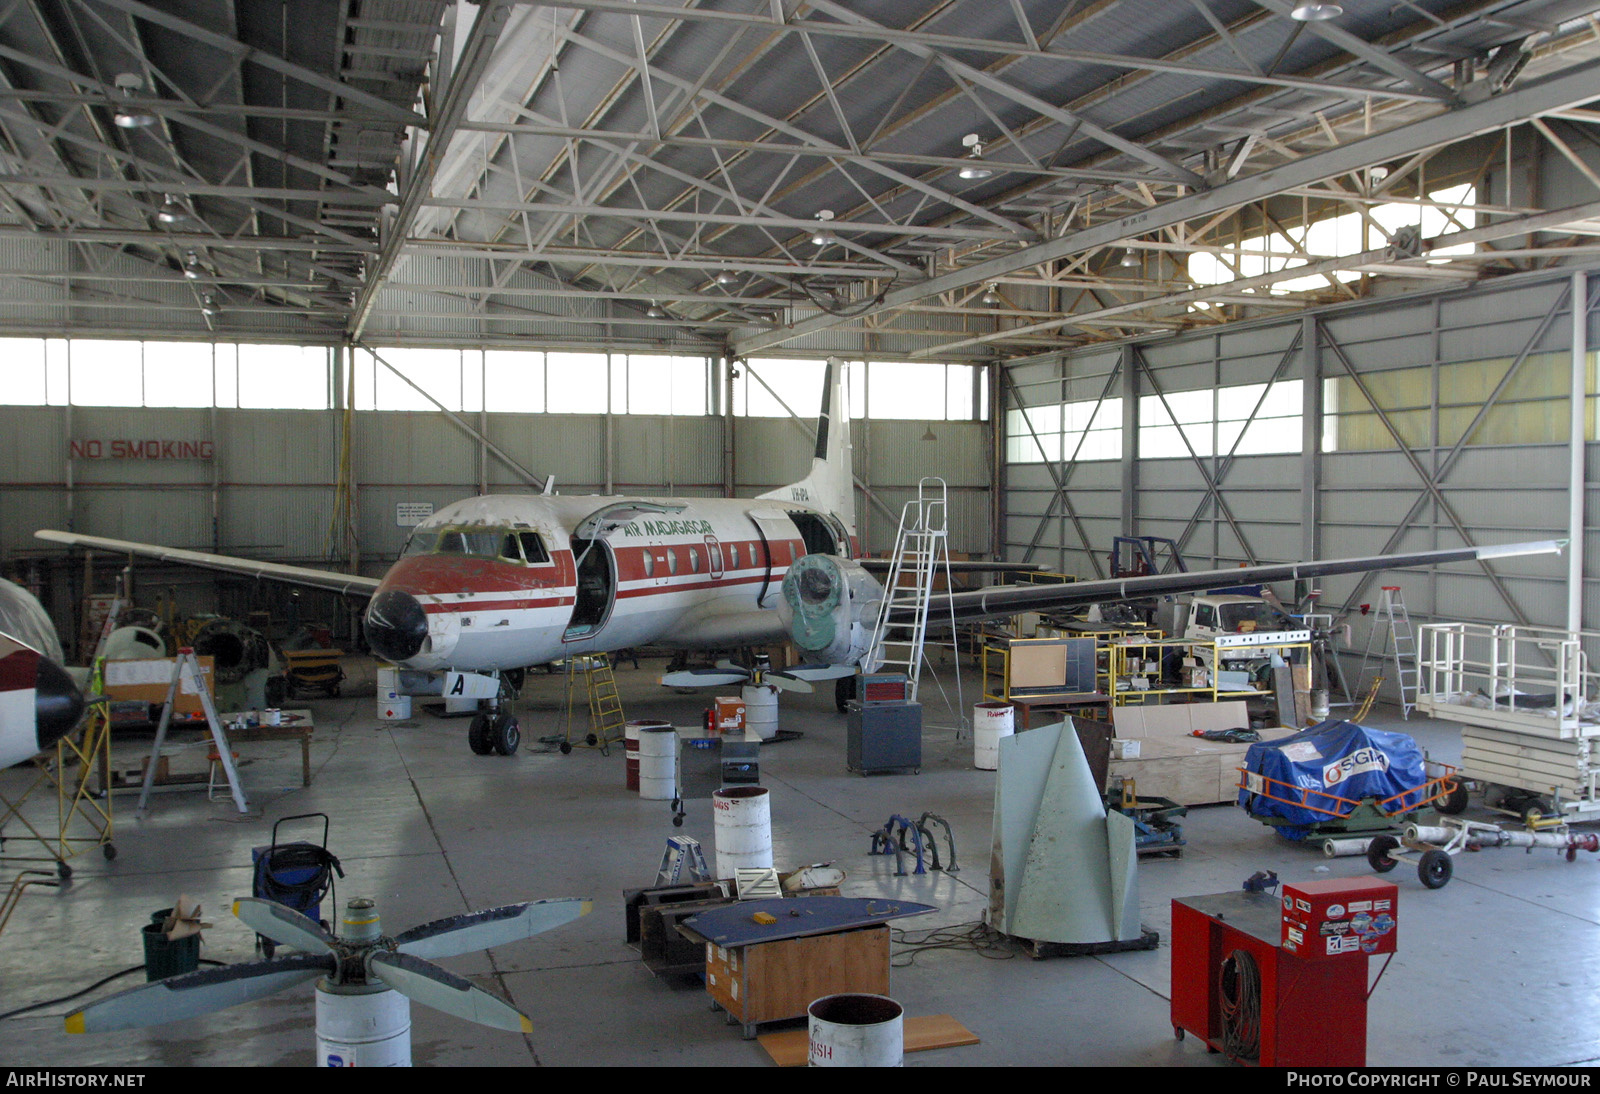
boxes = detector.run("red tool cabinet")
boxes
[1170,879,1397,1067]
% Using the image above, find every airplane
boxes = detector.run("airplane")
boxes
[34,359,1566,758]
[0,577,87,768]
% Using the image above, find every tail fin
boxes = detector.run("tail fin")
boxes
[758,357,856,537]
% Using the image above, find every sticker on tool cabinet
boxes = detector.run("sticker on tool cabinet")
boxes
[1373,913,1395,934]
[1287,927,1304,945]
[1348,900,1373,913]
[1325,934,1361,955]
[1327,903,1345,918]
[1296,898,1311,912]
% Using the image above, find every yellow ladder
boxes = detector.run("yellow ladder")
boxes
[564,655,627,754]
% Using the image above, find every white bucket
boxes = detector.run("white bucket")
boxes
[315,985,411,1067]
[713,785,772,879]
[741,683,779,741]
[973,702,1014,770]
[807,993,904,1067]
[637,725,677,801]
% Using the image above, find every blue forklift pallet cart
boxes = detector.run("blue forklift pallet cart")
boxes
[251,812,343,958]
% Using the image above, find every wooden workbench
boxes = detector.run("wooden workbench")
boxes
[677,896,934,1039]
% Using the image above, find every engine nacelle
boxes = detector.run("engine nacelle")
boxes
[778,554,883,667]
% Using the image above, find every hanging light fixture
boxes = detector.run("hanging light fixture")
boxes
[1290,2,1343,20]
[156,194,189,225]
[200,295,219,318]
[646,301,666,318]
[1120,247,1141,268]
[981,284,1001,306]
[112,73,157,129]
[810,210,836,246]
[715,271,737,286]
[183,252,202,279]
[958,134,993,180]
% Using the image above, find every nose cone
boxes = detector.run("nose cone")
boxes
[365,589,429,663]
[34,655,84,749]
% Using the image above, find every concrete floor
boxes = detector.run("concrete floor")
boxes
[2,657,1598,1068]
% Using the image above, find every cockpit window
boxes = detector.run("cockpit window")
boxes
[434,530,502,557]
[519,532,551,564]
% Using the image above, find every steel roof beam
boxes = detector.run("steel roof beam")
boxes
[347,1,508,341]
[532,0,1443,104]
[81,0,427,128]
[732,56,1600,357]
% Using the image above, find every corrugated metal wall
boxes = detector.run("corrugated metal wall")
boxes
[5,402,988,579]
[1004,267,1596,642]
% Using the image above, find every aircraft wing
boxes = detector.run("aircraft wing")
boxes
[856,559,1046,576]
[33,530,382,599]
[908,540,1566,626]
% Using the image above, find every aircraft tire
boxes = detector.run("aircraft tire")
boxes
[492,713,521,756]
[468,712,495,755]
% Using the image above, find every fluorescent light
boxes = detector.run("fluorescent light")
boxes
[958,161,994,180]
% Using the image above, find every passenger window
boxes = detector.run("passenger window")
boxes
[667,549,678,575]
[689,548,700,573]
[642,550,655,578]
[729,544,740,568]
[519,532,550,564]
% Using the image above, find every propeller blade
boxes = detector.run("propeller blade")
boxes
[366,950,532,1033]
[766,672,814,694]
[778,662,859,682]
[714,659,749,673]
[394,898,593,960]
[659,669,748,688]
[232,898,337,956]
[65,954,332,1033]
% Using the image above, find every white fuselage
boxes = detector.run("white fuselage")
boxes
[371,491,855,673]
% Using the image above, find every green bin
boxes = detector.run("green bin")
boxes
[141,908,200,981]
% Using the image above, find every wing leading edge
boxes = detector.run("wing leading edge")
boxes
[910,540,1567,626]
[33,530,382,599]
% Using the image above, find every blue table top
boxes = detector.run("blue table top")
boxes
[681,895,937,947]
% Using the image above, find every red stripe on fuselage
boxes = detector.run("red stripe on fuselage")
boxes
[380,550,576,598]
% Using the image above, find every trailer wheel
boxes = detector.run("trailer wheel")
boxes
[1367,835,1400,873]
[1436,781,1470,815]
[1418,849,1453,889]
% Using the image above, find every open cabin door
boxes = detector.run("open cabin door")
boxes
[563,538,615,641]
[746,508,801,609]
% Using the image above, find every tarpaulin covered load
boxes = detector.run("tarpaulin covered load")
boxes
[1237,720,1428,840]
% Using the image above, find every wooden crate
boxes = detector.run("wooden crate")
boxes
[703,924,890,1038]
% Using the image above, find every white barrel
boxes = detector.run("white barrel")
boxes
[315,985,411,1067]
[637,725,678,801]
[626,719,669,792]
[741,683,779,741]
[1322,837,1375,858]
[972,702,1015,770]
[376,666,410,721]
[713,785,772,878]
[808,994,904,1067]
